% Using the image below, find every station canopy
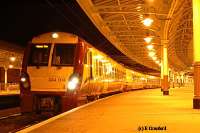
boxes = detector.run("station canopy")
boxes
[0,40,24,69]
[77,0,193,74]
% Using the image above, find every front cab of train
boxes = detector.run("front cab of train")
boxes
[20,32,85,113]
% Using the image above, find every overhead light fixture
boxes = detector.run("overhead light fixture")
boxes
[152,56,157,61]
[148,51,155,57]
[9,64,14,69]
[155,60,160,64]
[146,44,154,50]
[136,6,142,9]
[10,57,16,62]
[144,36,153,44]
[142,18,153,27]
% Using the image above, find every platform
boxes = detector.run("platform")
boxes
[0,90,19,96]
[18,86,200,133]
[0,83,20,96]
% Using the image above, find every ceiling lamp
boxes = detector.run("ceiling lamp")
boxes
[155,60,160,64]
[9,64,14,69]
[142,18,153,27]
[9,57,16,62]
[148,51,155,57]
[152,56,157,61]
[136,6,142,9]
[144,36,153,44]
[146,44,154,50]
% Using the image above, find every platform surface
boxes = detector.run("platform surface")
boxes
[19,86,200,133]
[0,90,19,96]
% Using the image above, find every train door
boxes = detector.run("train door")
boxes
[81,50,91,93]
[80,50,94,98]
[102,60,109,94]
[89,51,93,80]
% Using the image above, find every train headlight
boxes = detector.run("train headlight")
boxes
[67,73,81,91]
[20,72,30,89]
[68,81,77,90]
[20,77,27,82]
[67,77,79,90]
[71,77,79,84]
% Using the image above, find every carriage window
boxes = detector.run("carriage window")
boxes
[52,44,75,66]
[28,44,51,66]
[99,61,103,76]
[84,51,88,64]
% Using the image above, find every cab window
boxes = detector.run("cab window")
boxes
[52,44,76,66]
[28,44,51,66]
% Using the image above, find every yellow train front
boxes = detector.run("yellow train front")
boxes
[20,32,160,114]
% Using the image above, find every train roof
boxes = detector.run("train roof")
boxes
[31,32,78,44]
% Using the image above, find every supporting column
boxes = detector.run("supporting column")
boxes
[181,72,185,87]
[162,40,169,95]
[4,67,7,90]
[160,59,164,91]
[171,71,175,88]
[193,63,200,108]
[193,0,200,109]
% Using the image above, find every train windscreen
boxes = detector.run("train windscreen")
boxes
[28,44,51,66]
[52,44,76,66]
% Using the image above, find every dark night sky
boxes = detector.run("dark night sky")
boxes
[0,0,158,73]
[0,0,105,46]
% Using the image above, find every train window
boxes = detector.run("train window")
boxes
[89,52,93,79]
[52,44,75,66]
[84,50,88,64]
[28,44,51,66]
[95,59,98,76]
[116,69,119,79]
[99,61,103,76]
[112,68,115,79]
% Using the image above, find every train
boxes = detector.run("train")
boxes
[20,32,160,114]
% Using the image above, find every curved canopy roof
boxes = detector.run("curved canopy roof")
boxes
[77,0,193,73]
[0,40,24,69]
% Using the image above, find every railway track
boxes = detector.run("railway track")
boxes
[0,112,21,120]
[0,95,20,109]
[0,95,50,133]
[0,113,51,133]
